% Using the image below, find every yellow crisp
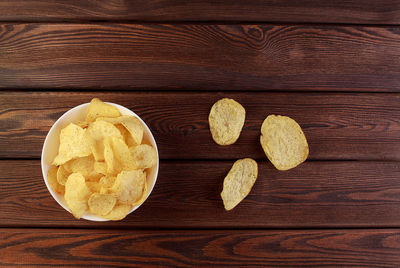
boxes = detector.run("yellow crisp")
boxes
[104,138,119,175]
[86,98,121,122]
[111,170,146,205]
[130,144,157,169]
[87,120,122,161]
[64,173,91,219]
[103,203,132,221]
[98,115,143,146]
[110,137,136,171]
[99,175,116,194]
[221,158,258,210]
[47,166,65,195]
[115,124,136,147]
[52,123,92,165]
[56,164,70,186]
[87,120,122,141]
[209,98,246,145]
[86,181,101,193]
[88,193,117,216]
[260,115,309,171]
[63,155,101,181]
[94,161,107,175]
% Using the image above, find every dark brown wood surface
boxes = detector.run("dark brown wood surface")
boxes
[1,0,400,24]
[1,2,400,266]
[1,24,400,91]
[1,160,400,228]
[1,228,399,267]
[2,91,400,160]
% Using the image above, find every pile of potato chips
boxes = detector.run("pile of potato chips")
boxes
[47,98,157,220]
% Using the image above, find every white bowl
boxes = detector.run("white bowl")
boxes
[41,102,159,221]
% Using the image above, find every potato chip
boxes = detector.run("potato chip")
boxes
[103,203,132,221]
[87,120,122,141]
[221,158,258,210]
[130,144,157,169]
[76,121,88,129]
[63,155,101,181]
[104,137,120,175]
[111,170,146,205]
[110,137,136,171]
[132,178,148,207]
[115,124,136,147]
[86,181,101,193]
[88,193,117,216]
[99,175,116,190]
[56,164,70,186]
[260,115,309,171]
[209,98,246,145]
[91,141,105,162]
[86,98,121,122]
[94,161,107,175]
[64,173,91,219]
[87,120,123,162]
[98,116,143,146]
[47,166,65,195]
[104,137,132,175]
[52,123,92,165]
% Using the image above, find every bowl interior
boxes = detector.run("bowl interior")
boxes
[41,103,159,221]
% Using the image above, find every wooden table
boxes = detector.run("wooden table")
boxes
[1,1,400,266]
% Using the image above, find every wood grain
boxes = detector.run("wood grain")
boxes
[1,160,400,228]
[0,0,400,24]
[1,24,400,91]
[1,228,400,267]
[1,92,400,160]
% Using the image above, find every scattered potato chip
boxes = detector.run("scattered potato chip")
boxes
[103,203,132,221]
[260,115,309,171]
[88,193,117,216]
[99,116,143,146]
[111,170,146,205]
[209,98,246,145]
[86,98,121,122]
[130,144,157,169]
[221,158,258,211]
[53,123,92,165]
[64,173,91,219]
[56,164,70,186]
[47,166,65,195]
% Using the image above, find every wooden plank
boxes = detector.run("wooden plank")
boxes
[1,228,399,267]
[1,160,400,228]
[1,92,400,160]
[0,1,399,24]
[1,24,400,91]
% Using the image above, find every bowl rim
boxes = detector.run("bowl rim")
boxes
[41,102,159,221]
